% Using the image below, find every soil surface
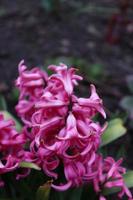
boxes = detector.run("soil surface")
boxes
[0,0,133,180]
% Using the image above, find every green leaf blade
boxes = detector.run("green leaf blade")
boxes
[36,182,51,200]
[101,118,126,147]
[123,171,133,188]
[0,95,7,110]
[19,162,41,171]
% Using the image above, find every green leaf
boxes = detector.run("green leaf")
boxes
[101,118,126,147]
[123,170,133,188]
[0,95,7,110]
[0,111,22,131]
[10,88,19,101]
[19,162,41,170]
[36,181,51,200]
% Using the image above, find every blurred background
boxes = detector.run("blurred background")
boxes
[0,0,133,168]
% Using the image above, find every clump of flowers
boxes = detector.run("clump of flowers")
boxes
[0,113,33,186]
[0,60,132,200]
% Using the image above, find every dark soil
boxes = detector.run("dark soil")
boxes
[0,0,133,184]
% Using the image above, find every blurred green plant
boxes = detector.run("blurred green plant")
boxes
[0,95,7,110]
[36,181,51,200]
[9,88,19,102]
[41,0,65,13]
[120,75,133,121]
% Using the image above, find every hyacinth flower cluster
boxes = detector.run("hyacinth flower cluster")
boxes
[0,113,34,187]
[0,60,132,199]
[14,60,133,200]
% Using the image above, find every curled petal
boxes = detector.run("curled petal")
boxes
[51,181,72,191]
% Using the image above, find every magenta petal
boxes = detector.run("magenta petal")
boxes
[51,181,72,191]
[105,179,124,188]
[99,195,106,200]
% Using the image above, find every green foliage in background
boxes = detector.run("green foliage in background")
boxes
[120,75,133,122]
[41,0,65,13]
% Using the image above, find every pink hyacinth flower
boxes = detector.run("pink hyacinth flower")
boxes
[48,63,83,95]
[15,61,132,200]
